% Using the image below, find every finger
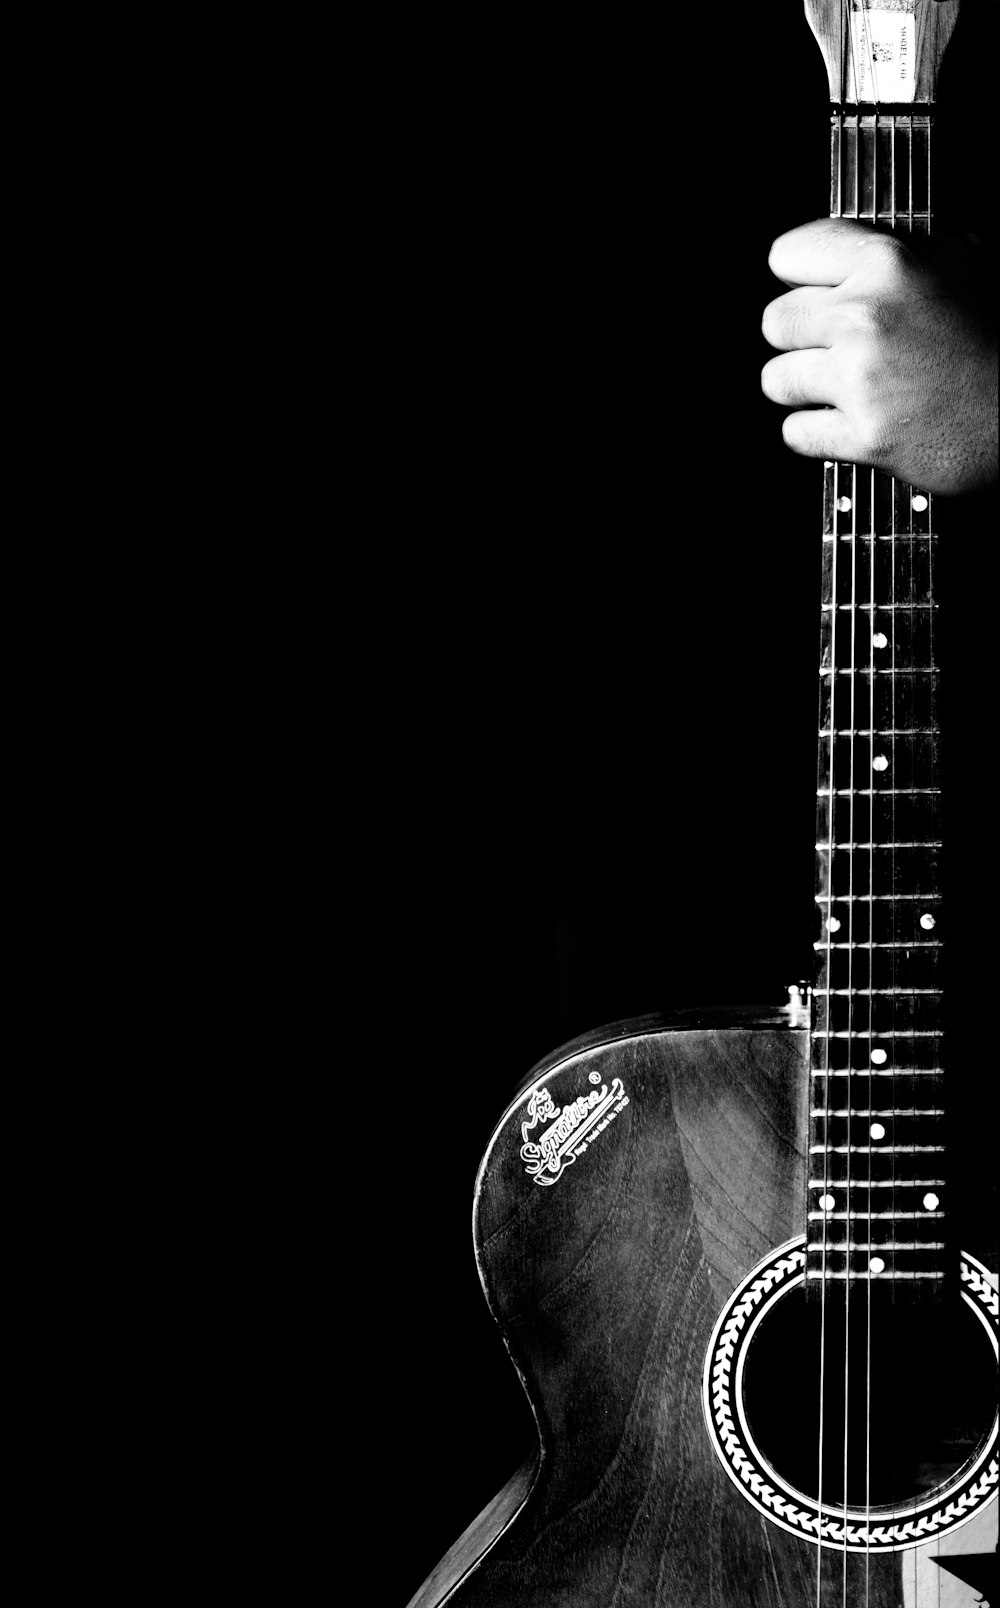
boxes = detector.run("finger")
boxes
[761,286,837,351]
[761,350,839,408]
[768,217,892,288]
[781,407,859,463]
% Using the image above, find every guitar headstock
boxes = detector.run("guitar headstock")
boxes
[804,0,961,102]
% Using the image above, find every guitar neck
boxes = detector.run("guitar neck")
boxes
[807,73,947,1301]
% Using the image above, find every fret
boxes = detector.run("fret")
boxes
[809,1243,946,1252]
[817,787,940,795]
[809,1146,944,1154]
[805,1272,944,1281]
[812,892,940,900]
[817,739,938,746]
[808,1212,945,1221]
[810,1070,944,1077]
[813,990,941,997]
[810,1157,945,1187]
[818,672,937,678]
[818,774,940,799]
[814,942,941,949]
[816,842,938,855]
[810,1109,944,1116]
[811,1028,940,1037]
[807,1179,946,1188]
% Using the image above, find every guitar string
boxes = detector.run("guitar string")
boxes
[888,87,900,1601]
[897,103,907,1598]
[927,115,944,1608]
[852,19,895,1602]
[841,14,876,1603]
[814,14,852,1594]
[919,107,938,1606]
[817,16,850,1606]
[848,443,861,1608]
[900,97,919,1595]
[842,11,866,1600]
[863,22,880,1593]
[818,465,837,1608]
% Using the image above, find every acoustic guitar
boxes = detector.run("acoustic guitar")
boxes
[409,4,998,1603]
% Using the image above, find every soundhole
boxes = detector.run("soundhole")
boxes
[741,1288,997,1509]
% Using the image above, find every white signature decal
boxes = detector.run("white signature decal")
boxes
[520,1075,629,1186]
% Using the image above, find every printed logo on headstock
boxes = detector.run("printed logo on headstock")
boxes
[849,8,916,104]
[519,1072,629,1186]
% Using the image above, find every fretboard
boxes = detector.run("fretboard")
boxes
[807,105,946,1300]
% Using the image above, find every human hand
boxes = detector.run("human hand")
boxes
[761,218,997,495]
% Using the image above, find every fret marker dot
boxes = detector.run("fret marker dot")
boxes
[873,755,889,772]
[836,495,852,512]
[827,916,841,932]
[911,494,929,512]
[869,1257,886,1275]
[819,1194,836,1211]
[919,913,936,930]
[923,1193,940,1211]
[871,1049,888,1065]
[870,1122,886,1140]
[872,632,888,649]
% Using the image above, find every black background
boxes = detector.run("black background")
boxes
[369,11,996,1604]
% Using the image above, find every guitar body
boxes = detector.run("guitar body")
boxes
[411,1010,997,1608]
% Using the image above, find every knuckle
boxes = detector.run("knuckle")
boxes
[851,408,889,467]
[867,231,913,285]
[839,323,889,390]
[843,297,885,344]
[839,339,891,418]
